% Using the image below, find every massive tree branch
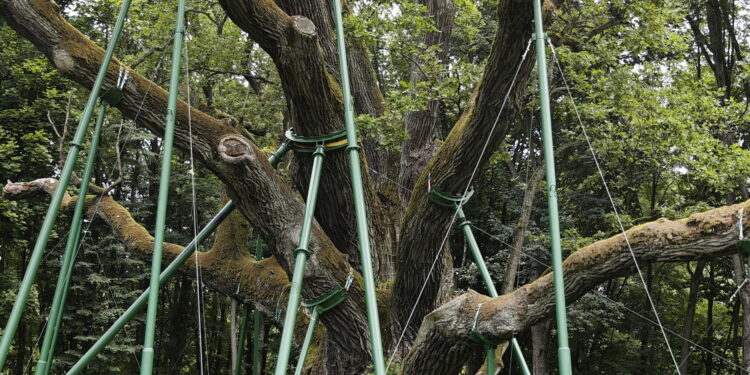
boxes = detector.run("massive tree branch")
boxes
[392,0,549,343]
[3,180,289,316]
[217,0,394,277]
[401,200,749,375]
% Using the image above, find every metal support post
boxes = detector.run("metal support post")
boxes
[293,307,320,375]
[486,345,496,375]
[273,144,326,375]
[456,208,531,375]
[532,0,573,373]
[234,305,250,375]
[252,236,264,375]
[140,0,187,371]
[252,306,262,375]
[331,1,386,373]
[67,142,289,374]
[0,0,133,368]
[35,103,109,375]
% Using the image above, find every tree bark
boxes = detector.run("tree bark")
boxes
[531,318,552,375]
[679,260,706,374]
[398,0,456,203]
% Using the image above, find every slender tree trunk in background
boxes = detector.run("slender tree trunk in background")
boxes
[730,255,750,373]
[705,264,716,374]
[13,320,24,375]
[398,0,456,200]
[679,260,706,374]
[649,171,659,215]
[638,264,654,375]
[501,163,545,294]
[231,300,238,373]
[217,294,227,373]
[164,275,193,371]
[532,318,552,374]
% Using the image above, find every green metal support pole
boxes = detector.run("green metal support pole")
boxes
[252,307,262,375]
[511,339,531,375]
[140,0,187,371]
[456,208,531,375]
[293,307,320,375]
[273,145,326,375]
[235,305,250,375]
[331,2,386,374]
[67,143,289,375]
[35,103,109,375]
[0,0,132,369]
[252,236,264,375]
[486,345,496,375]
[532,1,572,373]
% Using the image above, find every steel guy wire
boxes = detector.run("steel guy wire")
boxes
[182,20,208,375]
[385,38,532,373]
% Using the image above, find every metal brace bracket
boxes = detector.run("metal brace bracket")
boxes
[285,128,348,153]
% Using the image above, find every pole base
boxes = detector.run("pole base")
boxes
[140,348,154,375]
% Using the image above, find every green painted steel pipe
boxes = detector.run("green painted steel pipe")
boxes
[456,208,499,297]
[140,0,187,371]
[273,145,326,375]
[66,144,289,374]
[35,103,109,375]
[532,1,572,373]
[331,2,386,373]
[456,209,531,375]
[235,305,250,375]
[252,236,264,375]
[511,339,531,375]
[293,306,320,375]
[0,0,133,368]
[486,345,496,375]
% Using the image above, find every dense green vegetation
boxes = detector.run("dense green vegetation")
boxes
[1,0,749,373]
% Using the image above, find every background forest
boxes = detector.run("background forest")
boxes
[1,0,750,374]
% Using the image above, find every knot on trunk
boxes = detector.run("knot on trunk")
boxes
[52,46,76,73]
[292,16,316,37]
[218,135,255,164]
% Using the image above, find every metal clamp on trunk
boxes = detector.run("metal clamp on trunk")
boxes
[302,285,348,314]
[470,331,502,347]
[285,128,348,152]
[427,186,474,208]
